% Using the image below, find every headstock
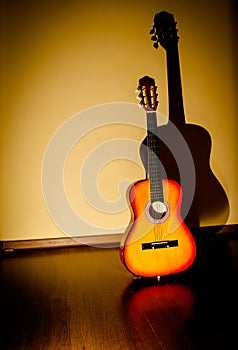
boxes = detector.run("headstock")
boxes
[137,76,158,111]
[150,11,179,50]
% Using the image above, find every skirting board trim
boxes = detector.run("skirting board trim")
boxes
[0,233,122,254]
[0,224,238,254]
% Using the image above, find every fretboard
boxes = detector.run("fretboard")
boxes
[146,111,164,203]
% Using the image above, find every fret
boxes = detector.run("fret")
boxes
[137,75,163,205]
[146,111,164,204]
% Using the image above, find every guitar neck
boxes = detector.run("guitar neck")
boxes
[166,43,186,126]
[146,111,164,203]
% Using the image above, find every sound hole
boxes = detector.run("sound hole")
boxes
[149,205,166,220]
[145,201,170,224]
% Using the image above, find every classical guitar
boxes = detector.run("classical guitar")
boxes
[120,76,196,278]
[140,11,229,228]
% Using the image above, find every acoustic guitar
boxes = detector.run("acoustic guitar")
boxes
[120,76,196,278]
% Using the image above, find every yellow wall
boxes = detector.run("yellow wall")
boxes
[0,0,237,240]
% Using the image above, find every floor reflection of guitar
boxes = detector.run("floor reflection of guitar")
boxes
[122,280,194,349]
[140,11,229,229]
[120,76,196,278]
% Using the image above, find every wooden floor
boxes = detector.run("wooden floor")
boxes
[0,232,238,350]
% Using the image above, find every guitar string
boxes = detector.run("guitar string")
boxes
[147,113,156,242]
[148,113,157,242]
[147,111,165,243]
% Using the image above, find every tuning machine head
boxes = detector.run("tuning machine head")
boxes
[135,86,143,106]
[136,76,159,111]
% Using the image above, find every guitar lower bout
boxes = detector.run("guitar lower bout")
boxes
[120,178,196,278]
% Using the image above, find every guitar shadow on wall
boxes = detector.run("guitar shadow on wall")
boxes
[140,11,229,231]
[140,121,230,230]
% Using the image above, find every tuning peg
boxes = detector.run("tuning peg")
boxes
[135,85,141,93]
[136,92,143,99]
[149,27,155,34]
[151,35,157,41]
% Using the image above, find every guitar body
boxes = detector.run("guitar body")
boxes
[120,178,196,277]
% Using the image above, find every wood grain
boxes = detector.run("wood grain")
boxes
[0,232,238,349]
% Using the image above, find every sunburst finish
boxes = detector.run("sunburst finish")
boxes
[120,178,196,277]
[120,75,196,278]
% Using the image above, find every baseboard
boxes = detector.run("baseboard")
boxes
[0,233,123,254]
[0,224,237,255]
